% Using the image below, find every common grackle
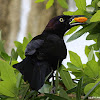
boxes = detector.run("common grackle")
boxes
[13,15,87,90]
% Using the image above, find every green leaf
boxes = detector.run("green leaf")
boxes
[97,34,100,48]
[0,60,18,97]
[67,86,77,94]
[89,43,99,51]
[64,9,91,17]
[65,26,80,35]
[0,95,8,99]
[0,41,5,53]
[84,60,99,78]
[45,93,67,100]
[10,61,18,67]
[90,10,100,22]
[28,33,33,41]
[55,66,59,93]
[84,78,100,97]
[23,37,29,51]
[69,51,82,68]
[67,62,82,72]
[0,60,17,84]
[0,52,10,61]
[11,49,18,60]
[0,31,5,53]
[39,84,51,93]
[95,51,100,59]
[74,0,86,10]
[35,0,45,3]
[46,0,54,9]
[16,73,22,88]
[67,23,98,42]
[85,46,91,57]
[57,0,68,9]
[24,91,38,100]
[88,46,94,61]
[14,41,25,59]
[86,33,99,40]
[89,23,100,34]
[76,77,83,100]
[72,71,83,79]
[86,6,95,14]
[58,65,73,90]
[19,84,29,100]
[59,87,71,100]
[92,0,99,8]
[97,1,100,7]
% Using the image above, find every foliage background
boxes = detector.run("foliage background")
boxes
[0,0,100,99]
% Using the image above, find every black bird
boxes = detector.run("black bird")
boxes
[13,15,86,90]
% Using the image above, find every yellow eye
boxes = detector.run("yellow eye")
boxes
[59,18,64,22]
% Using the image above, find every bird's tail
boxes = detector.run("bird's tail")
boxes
[13,57,51,90]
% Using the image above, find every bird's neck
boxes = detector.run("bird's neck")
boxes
[42,29,64,38]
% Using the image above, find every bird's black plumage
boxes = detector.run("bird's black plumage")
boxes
[13,15,86,90]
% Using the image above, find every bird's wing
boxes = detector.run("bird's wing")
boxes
[37,34,67,60]
[25,38,44,56]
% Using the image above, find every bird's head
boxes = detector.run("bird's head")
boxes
[44,15,87,37]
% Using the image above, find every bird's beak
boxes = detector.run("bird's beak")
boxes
[69,15,88,27]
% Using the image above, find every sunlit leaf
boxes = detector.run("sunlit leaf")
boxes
[14,41,25,59]
[85,46,91,57]
[97,1,100,7]
[67,62,82,72]
[0,60,18,97]
[28,33,33,41]
[0,52,10,61]
[69,51,82,68]
[74,0,86,10]
[23,37,29,51]
[46,0,54,9]
[57,0,68,9]
[84,60,99,78]
[35,0,45,3]
[84,79,100,97]
[90,10,100,22]
[11,49,18,60]
[92,0,99,8]
[88,46,94,61]
[64,9,86,15]
[65,26,80,35]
